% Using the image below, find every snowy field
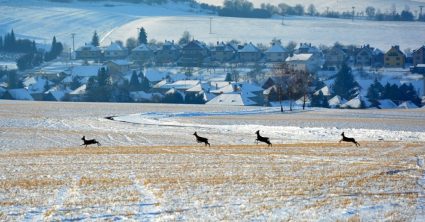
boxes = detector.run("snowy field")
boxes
[1,1,425,50]
[1,100,425,220]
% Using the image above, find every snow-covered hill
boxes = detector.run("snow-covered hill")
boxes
[199,0,425,12]
[1,0,425,50]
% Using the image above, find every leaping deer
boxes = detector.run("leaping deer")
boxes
[339,132,360,147]
[193,132,210,147]
[255,130,272,147]
[81,136,101,148]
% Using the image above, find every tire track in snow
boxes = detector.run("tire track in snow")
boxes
[130,172,161,220]
[415,155,425,221]
[24,176,81,221]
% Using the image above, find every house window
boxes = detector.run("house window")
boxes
[396,57,400,61]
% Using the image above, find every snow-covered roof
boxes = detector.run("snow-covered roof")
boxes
[186,83,211,93]
[24,77,52,94]
[144,69,168,82]
[398,101,418,109]
[69,84,86,95]
[153,79,168,88]
[133,44,152,52]
[328,95,346,107]
[161,80,200,90]
[238,43,260,53]
[69,65,103,78]
[206,93,256,106]
[210,82,262,94]
[341,96,370,109]
[295,96,311,105]
[377,99,397,109]
[45,90,67,101]
[286,53,313,62]
[313,86,332,96]
[105,42,125,51]
[7,88,34,100]
[265,44,288,53]
[77,44,100,52]
[108,59,131,66]
[210,81,231,90]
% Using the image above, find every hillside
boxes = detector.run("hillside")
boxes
[1,0,425,50]
[198,0,425,12]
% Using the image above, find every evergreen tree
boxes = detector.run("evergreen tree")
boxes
[0,36,3,50]
[225,72,232,81]
[129,70,141,91]
[332,63,359,100]
[138,27,147,45]
[70,76,81,90]
[321,95,329,108]
[45,36,63,61]
[139,71,150,91]
[91,31,100,47]
[7,70,23,89]
[311,91,324,107]
[383,83,400,102]
[185,93,205,104]
[367,78,384,102]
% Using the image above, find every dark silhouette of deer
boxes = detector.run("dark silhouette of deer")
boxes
[193,132,210,147]
[255,130,272,147]
[81,136,101,148]
[339,132,360,147]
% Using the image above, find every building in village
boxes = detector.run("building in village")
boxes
[384,45,405,68]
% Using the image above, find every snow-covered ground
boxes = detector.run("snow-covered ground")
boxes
[0,100,424,151]
[107,15,425,52]
[0,100,425,220]
[1,1,425,50]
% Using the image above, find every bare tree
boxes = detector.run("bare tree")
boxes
[272,63,311,111]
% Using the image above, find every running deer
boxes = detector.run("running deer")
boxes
[255,130,272,147]
[339,132,360,147]
[193,132,210,147]
[81,136,101,148]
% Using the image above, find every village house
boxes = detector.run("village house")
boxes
[178,40,209,67]
[372,48,384,67]
[285,53,323,73]
[155,40,180,64]
[264,42,289,63]
[412,45,425,66]
[103,42,128,60]
[324,46,347,67]
[384,45,405,68]
[75,44,102,61]
[355,45,373,67]
[210,42,237,62]
[238,42,262,63]
[131,44,154,64]
[105,60,132,76]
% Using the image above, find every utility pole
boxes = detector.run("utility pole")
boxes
[71,33,76,52]
[420,6,424,20]
[209,17,213,34]
[352,6,355,22]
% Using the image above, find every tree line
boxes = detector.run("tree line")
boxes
[1,30,64,71]
[200,0,425,21]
